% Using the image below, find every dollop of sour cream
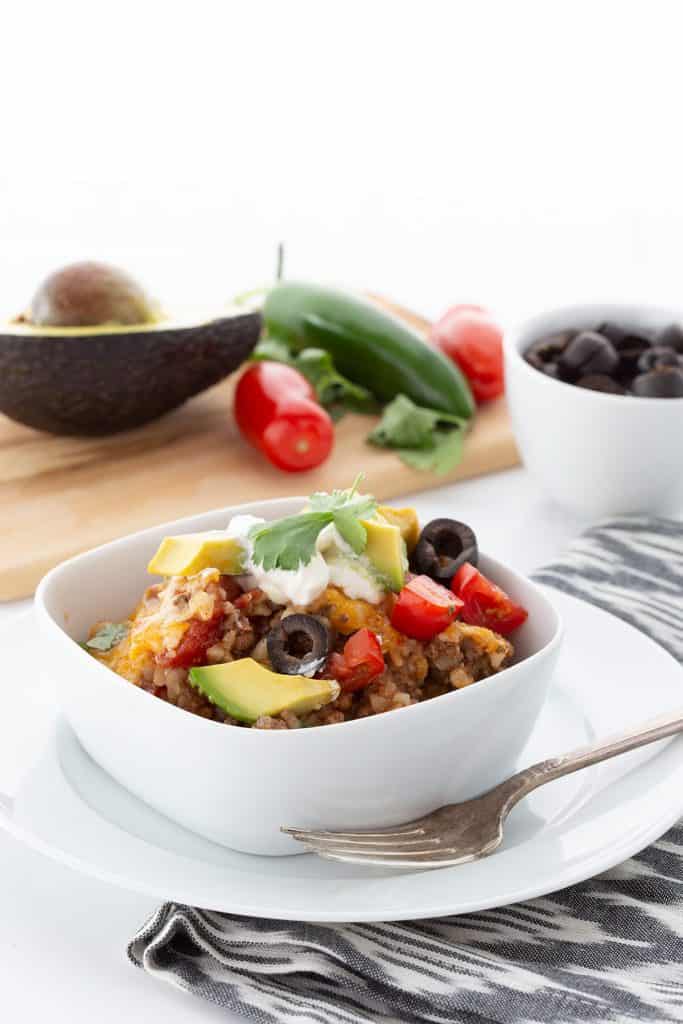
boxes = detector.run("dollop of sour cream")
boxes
[225,515,383,607]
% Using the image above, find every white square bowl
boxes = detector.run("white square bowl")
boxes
[35,497,563,856]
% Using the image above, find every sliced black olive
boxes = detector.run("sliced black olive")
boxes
[637,346,681,373]
[576,374,626,395]
[632,367,683,398]
[267,614,331,677]
[411,518,478,583]
[557,331,619,382]
[654,323,683,354]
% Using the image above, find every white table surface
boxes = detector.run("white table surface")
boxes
[0,465,603,1023]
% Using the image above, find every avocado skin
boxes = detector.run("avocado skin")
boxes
[0,312,261,436]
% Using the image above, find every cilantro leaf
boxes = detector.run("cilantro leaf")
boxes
[367,394,468,476]
[368,394,466,448]
[250,483,378,569]
[85,622,129,652]
[250,340,377,420]
[250,511,332,571]
[332,508,368,553]
[396,426,466,475]
[250,336,294,364]
[295,348,378,418]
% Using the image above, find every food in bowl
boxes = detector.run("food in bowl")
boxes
[524,319,683,398]
[83,481,528,730]
[36,494,560,854]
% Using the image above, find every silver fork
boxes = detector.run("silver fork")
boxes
[282,708,683,869]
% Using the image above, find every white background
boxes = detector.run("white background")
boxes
[1,1,682,1020]
[3,0,683,322]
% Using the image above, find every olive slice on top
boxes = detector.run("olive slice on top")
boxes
[411,518,478,584]
[267,614,331,677]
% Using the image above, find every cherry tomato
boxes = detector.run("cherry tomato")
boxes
[234,362,333,472]
[430,307,504,402]
[451,562,528,635]
[391,575,463,641]
[159,615,223,668]
[326,628,385,694]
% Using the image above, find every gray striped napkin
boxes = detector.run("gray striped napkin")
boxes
[129,518,683,1023]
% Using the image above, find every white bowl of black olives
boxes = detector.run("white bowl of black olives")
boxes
[505,304,683,517]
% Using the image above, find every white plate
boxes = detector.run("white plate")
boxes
[2,592,683,922]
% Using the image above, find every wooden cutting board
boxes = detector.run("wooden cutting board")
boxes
[0,300,519,600]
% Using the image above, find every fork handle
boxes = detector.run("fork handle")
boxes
[505,707,683,809]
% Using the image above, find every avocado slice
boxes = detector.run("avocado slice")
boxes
[189,658,341,724]
[0,260,260,436]
[377,505,420,554]
[148,532,245,577]
[361,518,408,592]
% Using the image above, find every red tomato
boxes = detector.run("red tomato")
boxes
[451,562,528,635]
[391,575,463,641]
[326,628,385,694]
[159,615,223,669]
[430,307,504,402]
[234,362,333,472]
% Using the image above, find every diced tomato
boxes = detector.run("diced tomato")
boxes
[159,615,223,668]
[234,588,266,611]
[390,575,463,641]
[220,576,244,602]
[326,628,385,694]
[451,562,528,635]
[430,307,504,403]
[451,562,479,594]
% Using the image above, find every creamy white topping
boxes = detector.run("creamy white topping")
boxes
[225,514,383,606]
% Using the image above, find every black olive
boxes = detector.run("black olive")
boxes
[654,323,683,354]
[597,321,630,347]
[411,518,478,583]
[637,346,681,373]
[557,331,620,382]
[618,341,651,377]
[542,361,561,379]
[524,331,574,369]
[266,614,331,677]
[598,322,653,351]
[632,367,683,398]
[576,374,627,395]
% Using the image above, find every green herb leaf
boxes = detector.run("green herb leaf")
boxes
[251,483,378,569]
[85,622,129,652]
[295,348,377,418]
[367,394,468,476]
[250,336,294,364]
[396,426,466,475]
[250,511,332,571]
[250,340,378,420]
[368,394,466,448]
[332,508,367,553]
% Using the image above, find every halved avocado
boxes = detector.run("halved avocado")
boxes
[189,658,340,724]
[0,261,260,436]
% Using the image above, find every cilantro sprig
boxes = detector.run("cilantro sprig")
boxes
[251,339,377,421]
[84,622,129,652]
[367,394,468,475]
[250,478,377,570]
